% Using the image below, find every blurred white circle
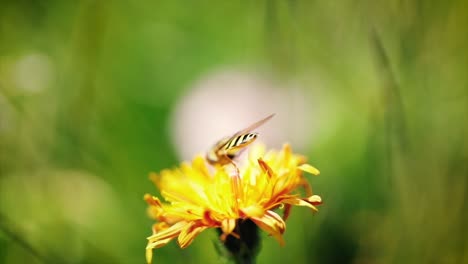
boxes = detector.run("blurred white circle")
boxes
[170,69,324,160]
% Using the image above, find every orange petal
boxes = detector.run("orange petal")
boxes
[240,205,265,218]
[282,196,322,212]
[148,172,159,186]
[178,222,208,248]
[147,221,187,244]
[144,194,162,207]
[258,159,274,179]
[146,236,175,264]
[282,204,292,221]
[152,222,169,233]
[202,210,219,226]
[146,237,174,263]
[146,221,193,263]
[221,218,236,234]
[281,144,292,165]
[297,164,320,175]
[250,210,285,246]
[147,236,174,250]
[146,247,153,264]
[192,156,211,179]
[227,169,242,210]
[307,195,322,205]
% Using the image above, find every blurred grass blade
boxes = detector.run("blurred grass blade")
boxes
[370,28,409,152]
[0,212,48,263]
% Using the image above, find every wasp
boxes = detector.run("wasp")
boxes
[206,114,275,166]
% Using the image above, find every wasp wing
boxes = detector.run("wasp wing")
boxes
[220,113,275,153]
[231,113,275,137]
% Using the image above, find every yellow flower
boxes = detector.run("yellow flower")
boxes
[144,144,322,263]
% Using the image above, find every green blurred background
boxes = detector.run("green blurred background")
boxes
[1,1,467,263]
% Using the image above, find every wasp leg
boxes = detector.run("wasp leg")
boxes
[231,161,240,177]
[222,154,240,177]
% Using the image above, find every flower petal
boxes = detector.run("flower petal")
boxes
[297,164,320,175]
[282,203,292,221]
[178,222,208,248]
[147,237,174,250]
[192,156,210,178]
[257,158,274,179]
[307,195,322,205]
[146,221,192,263]
[241,204,265,218]
[147,221,187,244]
[250,210,285,246]
[146,236,175,264]
[221,218,236,234]
[144,194,162,207]
[146,247,153,264]
[152,222,169,233]
[282,195,323,212]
